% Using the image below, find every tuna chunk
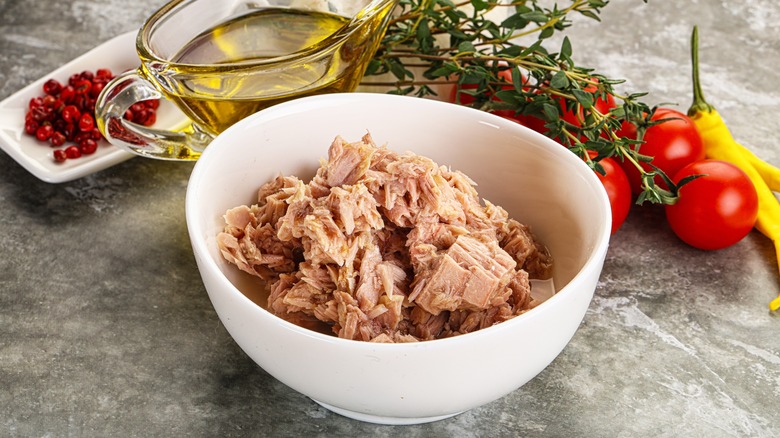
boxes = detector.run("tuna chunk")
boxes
[410,234,516,315]
[500,219,553,279]
[217,205,297,280]
[325,135,376,187]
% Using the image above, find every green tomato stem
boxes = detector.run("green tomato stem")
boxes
[689,26,714,116]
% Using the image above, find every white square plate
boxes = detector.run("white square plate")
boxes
[0,31,184,183]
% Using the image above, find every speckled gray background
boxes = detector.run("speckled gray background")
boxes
[1,1,778,436]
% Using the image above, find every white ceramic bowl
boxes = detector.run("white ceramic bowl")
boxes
[185,93,611,425]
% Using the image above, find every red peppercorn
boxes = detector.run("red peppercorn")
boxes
[78,113,95,132]
[68,73,81,86]
[24,120,39,135]
[89,82,105,99]
[73,131,90,144]
[29,96,43,109]
[60,85,76,104]
[35,125,54,142]
[95,68,113,79]
[30,106,52,122]
[84,98,96,114]
[74,79,92,95]
[61,105,81,124]
[50,131,66,147]
[42,79,62,96]
[143,99,160,110]
[63,123,77,141]
[51,98,64,113]
[64,145,81,159]
[53,149,68,162]
[143,112,156,126]
[79,138,98,155]
[42,95,57,108]
[134,109,148,125]
[53,119,67,133]
[72,95,86,111]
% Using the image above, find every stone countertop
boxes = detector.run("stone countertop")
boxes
[1,1,778,436]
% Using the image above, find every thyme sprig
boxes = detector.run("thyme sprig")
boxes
[364,0,682,205]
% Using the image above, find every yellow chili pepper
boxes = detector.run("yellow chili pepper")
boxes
[734,143,780,192]
[688,26,780,312]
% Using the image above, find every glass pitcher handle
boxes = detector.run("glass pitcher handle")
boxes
[95,69,213,161]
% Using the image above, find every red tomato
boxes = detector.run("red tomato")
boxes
[450,67,518,106]
[560,80,616,130]
[503,111,548,134]
[594,156,632,234]
[619,108,705,195]
[664,160,758,250]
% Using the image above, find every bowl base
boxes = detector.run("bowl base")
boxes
[312,399,463,425]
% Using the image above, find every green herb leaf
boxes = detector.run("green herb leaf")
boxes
[550,71,569,89]
[561,36,572,59]
[572,89,594,109]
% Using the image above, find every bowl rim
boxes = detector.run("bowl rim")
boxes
[185,92,611,350]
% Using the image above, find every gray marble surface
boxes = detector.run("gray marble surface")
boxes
[1,1,779,436]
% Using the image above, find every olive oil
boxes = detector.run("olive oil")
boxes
[158,9,359,135]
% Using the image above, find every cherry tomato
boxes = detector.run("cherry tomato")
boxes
[502,110,548,134]
[560,79,616,130]
[450,67,520,106]
[664,160,758,250]
[619,107,705,195]
[594,156,632,234]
